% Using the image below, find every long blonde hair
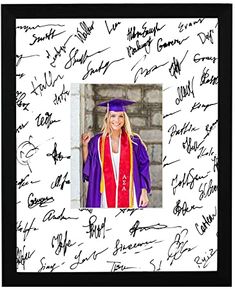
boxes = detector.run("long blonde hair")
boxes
[101,111,133,137]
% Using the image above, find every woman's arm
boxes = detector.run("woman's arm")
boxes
[82,133,91,163]
[82,145,88,163]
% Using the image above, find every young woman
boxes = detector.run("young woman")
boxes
[82,98,151,208]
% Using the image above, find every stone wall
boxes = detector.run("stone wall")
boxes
[81,84,162,207]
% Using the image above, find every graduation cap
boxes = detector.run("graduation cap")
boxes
[97,98,136,112]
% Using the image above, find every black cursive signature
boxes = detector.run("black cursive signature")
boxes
[47,142,70,165]
[28,192,54,209]
[16,91,30,111]
[105,20,121,34]
[49,34,73,68]
[64,46,110,70]
[82,57,125,80]
[38,257,64,272]
[203,119,218,140]
[175,77,195,105]
[51,172,70,190]
[171,168,210,195]
[115,208,142,218]
[42,208,79,222]
[194,248,217,268]
[16,23,65,33]
[190,101,217,112]
[195,207,217,235]
[182,137,205,154]
[16,246,35,270]
[169,50,188,79]
[129,220,181,238]
[31,71,64,96]
[178,18,204,33]
[168,121,199,144]
[53,84,70,105]
[17,218,39,241]
[107,260,137,272]
[131,54,168,83]
[193,53,217,64]
[200,67,218,86]
[127,21,166,41]
[16,121,29,134]
[29,28,66,46]
[35,112,61,129]
[173,200,203,216]
[83,215,111,239]
[70,247,108,270]
[198,179,218,201]
[16,174,40,189]
[17,136,39,172]
[51,230,76,256]
[113,238,162,256]
[75,21,94,43]
[127,36,153,57]
[197,29,214,44]
[167,229,196,266]
[157,36,190,52]
[16,53,40,67]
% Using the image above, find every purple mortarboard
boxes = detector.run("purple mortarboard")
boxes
[97,98,136,112]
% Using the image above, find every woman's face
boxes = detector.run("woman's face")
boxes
[109,111,125,132]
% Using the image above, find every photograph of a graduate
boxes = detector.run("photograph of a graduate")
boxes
[82,98,151,208]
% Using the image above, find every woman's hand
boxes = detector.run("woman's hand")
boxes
[82,132,91,147]
[139,188,149,207]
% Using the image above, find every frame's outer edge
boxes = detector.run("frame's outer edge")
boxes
[1,3,232,287]
[217,3,232,286]
[2,4,17,287]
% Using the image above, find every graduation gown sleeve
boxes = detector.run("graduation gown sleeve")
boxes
[132,135,151,194]
[83,134,102,207]
[83,136,93,182]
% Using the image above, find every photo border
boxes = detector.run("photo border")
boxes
[1,3,232,286]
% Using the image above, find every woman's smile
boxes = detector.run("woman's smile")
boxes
[109,111,124,131]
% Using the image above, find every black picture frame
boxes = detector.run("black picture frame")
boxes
[1,3,232,287]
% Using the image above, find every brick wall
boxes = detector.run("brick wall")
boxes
[81,84,162,207]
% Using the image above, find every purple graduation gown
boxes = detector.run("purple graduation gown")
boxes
[83,133,151,208]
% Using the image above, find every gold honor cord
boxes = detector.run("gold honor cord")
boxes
[128,135,134,208]
[100,136,105,194]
